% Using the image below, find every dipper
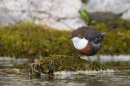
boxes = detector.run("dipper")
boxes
[69,26,107,58]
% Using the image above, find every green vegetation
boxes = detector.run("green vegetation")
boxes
[31,55,108,74]
[0,19,130,58]
[24,18,35,26]
[78,9,96,25]
[0,24,76,58]
[78,9,90,24]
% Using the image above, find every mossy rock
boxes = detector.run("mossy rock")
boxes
[0,24,76,58]
[0,19,130,58]
[31,55,108,75]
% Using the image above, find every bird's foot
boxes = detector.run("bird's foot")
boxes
[74,55,81,59]
[88,61,93,66]
[88,59,94,66]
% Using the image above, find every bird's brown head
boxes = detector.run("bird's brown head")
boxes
[69,29,86,39]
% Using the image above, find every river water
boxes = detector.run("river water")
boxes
[0,55,130,86]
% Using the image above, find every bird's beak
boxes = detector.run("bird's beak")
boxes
[68,37,72,39]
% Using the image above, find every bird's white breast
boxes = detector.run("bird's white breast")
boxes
[71,37,88,50]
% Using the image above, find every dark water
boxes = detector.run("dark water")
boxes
[0,55,130,86]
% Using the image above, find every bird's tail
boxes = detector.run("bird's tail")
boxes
[101,32,108,38]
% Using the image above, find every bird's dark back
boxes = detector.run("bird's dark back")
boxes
[77,26,101,42]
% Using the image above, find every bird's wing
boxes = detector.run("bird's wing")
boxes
[77,26,107,44]
[85,28,103,44]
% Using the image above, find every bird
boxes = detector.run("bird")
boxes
[69,26,107,59]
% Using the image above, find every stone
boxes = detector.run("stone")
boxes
[0,0,130,30]
[121,9,130,20]
[85,0,130,21]
[85,0,130,14]
[0,8,17,25]
[0,0,86,30]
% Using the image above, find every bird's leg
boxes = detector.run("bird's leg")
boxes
[88,58,94,66]
[74,55,81,59]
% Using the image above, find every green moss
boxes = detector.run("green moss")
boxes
[0,19,130,58]
[31,55,108,74]
[0,24,76,58]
